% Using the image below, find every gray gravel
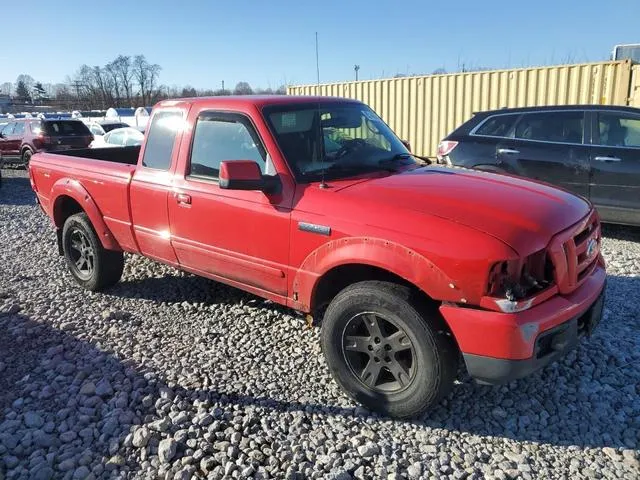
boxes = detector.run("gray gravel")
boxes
[1,168,639,479]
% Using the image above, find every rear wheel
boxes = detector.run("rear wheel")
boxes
[62,213,124,291]
[321,281,458,418]
[22,149,33,166]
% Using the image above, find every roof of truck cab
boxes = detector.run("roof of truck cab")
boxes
[155,95,362,109]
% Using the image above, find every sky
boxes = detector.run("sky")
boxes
[1,0,639,91]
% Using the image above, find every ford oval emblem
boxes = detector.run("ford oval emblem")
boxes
[586,238,597,258]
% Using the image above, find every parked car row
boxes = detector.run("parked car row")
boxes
[0,119,143,173]
[0,118,94,166]
[437,105,640,226]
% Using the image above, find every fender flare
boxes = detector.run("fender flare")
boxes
[50,178,122,251]
[292,237,466,310]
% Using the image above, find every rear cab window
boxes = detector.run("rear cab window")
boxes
[141,110,183,170]
[44,121,91,136]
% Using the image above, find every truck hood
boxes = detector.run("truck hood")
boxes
[334,166,591,254]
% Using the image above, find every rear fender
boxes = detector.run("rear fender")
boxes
[51,178,122,251]
[292,237,466,311]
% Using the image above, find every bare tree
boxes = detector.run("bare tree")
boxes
[133,55,161,106]
[0,82,12,95]
[105,61,122,107]
[16,74,35,92]
[112,55,134,105]
[181,86,197,97]
[233,82,253,95]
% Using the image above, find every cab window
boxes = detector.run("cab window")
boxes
[188,113,266,180]
[141,111,183,170]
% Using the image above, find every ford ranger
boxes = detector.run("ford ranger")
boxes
[28,96,607,418]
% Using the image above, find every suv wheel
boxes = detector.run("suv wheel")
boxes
[62,213,125,291]
[321,281,458,418]
[22,149,33,166]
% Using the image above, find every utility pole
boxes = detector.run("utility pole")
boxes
[222,80,225,92]
[315,32,320,86]
[71,81,84,109]
[354,65,360,81]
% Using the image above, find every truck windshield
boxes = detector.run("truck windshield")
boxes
[263,102,415,182]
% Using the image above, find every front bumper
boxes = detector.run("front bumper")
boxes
[463,286,605,384]
[440,265,606,384]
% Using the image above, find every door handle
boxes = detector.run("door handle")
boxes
[593,156,621,163]
[497,148,520,155]
[175,193,192,205]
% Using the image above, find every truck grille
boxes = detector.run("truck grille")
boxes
[548,211,601,295]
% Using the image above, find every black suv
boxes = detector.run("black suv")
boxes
[437,105,640,226]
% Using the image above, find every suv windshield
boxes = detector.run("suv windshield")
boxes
[263,102,415,181]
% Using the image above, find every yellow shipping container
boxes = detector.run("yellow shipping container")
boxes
[288,60,635,157]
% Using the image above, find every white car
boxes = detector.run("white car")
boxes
[87,123,106,144]
[90,127,144,148]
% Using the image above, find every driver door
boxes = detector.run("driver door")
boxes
[168,110,293,298]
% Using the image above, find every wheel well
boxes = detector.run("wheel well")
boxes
[312,264,435,316]
[53,195,83,229]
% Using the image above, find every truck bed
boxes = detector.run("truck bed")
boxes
[56,145,141,165]
[29,147,140,254]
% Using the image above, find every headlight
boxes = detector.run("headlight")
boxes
[485,250,554,313]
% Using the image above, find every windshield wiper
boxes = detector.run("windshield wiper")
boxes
[379,152,433,166]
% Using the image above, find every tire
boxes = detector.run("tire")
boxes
[62,212,124,291]
[22,149,33,166]
[321,281,458,418]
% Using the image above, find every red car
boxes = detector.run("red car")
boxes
[27,96,606,418]
[0,118,93,166]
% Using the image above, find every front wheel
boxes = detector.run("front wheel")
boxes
[62,213,124,291]
[321,281,458,418]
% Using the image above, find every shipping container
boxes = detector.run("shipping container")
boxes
[288,60,636,157]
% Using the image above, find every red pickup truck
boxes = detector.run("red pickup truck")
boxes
[28,96,606,418]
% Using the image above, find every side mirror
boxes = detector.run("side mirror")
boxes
[219,160,279,194]
[401,139,412,152]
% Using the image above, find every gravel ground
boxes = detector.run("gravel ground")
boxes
[0,168,638,480]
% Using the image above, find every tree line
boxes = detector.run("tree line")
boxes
[1,54,287,111]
